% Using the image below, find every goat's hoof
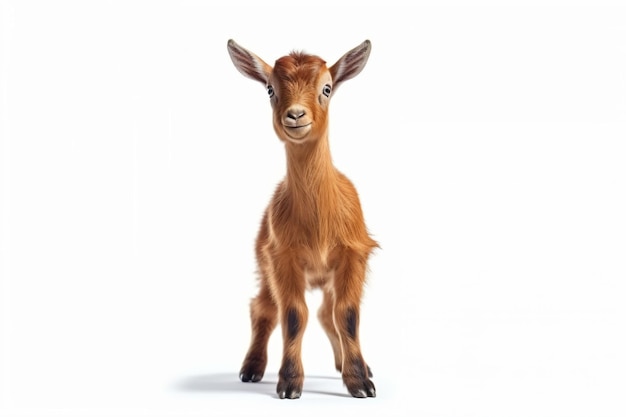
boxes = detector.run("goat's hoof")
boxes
[239,361,265,382]
[239,371,263,383]
[345,377,376,398]
[276,378,303,399]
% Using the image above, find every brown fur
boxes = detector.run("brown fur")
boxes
[227,39,377,399]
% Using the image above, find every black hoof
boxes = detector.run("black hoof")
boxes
[347,378,376,398]
[239,360,266,383]
[239,371,263,383]
[276,379,302,399]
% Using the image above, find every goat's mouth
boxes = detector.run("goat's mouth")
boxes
[283,123,312,140]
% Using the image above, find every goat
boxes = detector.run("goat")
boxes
[227,39,377,399]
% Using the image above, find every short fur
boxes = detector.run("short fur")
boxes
[227,39,377,399]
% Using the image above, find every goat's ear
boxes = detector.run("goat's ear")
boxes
[227,39,272,84]
[329,40,371,89]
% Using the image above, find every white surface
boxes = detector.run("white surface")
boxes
[2,2,626,416]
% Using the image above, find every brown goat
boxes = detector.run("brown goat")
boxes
[227,39,377,399]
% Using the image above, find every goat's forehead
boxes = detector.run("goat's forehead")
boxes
[272,53,328,84]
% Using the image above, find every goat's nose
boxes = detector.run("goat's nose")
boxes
[286,107,306,121]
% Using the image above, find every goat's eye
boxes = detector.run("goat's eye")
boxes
[322,84,332,97]
[267,85,274,98]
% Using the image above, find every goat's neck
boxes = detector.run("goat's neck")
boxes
[284,133,338,211]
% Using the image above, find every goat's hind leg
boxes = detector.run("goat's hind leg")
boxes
[318,289,343,373]
[240,282,277,383]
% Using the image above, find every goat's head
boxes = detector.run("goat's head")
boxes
[227,40,371,144]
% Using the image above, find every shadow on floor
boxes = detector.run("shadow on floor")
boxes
[176,372,348,398]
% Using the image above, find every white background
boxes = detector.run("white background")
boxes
[2,1,626,416]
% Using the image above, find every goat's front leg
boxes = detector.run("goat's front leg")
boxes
[271,252,308,399]
[333,248,376,398]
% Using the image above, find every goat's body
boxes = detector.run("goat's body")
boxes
[227,39,377,399]
[258,152,377,293]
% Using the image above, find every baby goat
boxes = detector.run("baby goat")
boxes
[227,39,377,399]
